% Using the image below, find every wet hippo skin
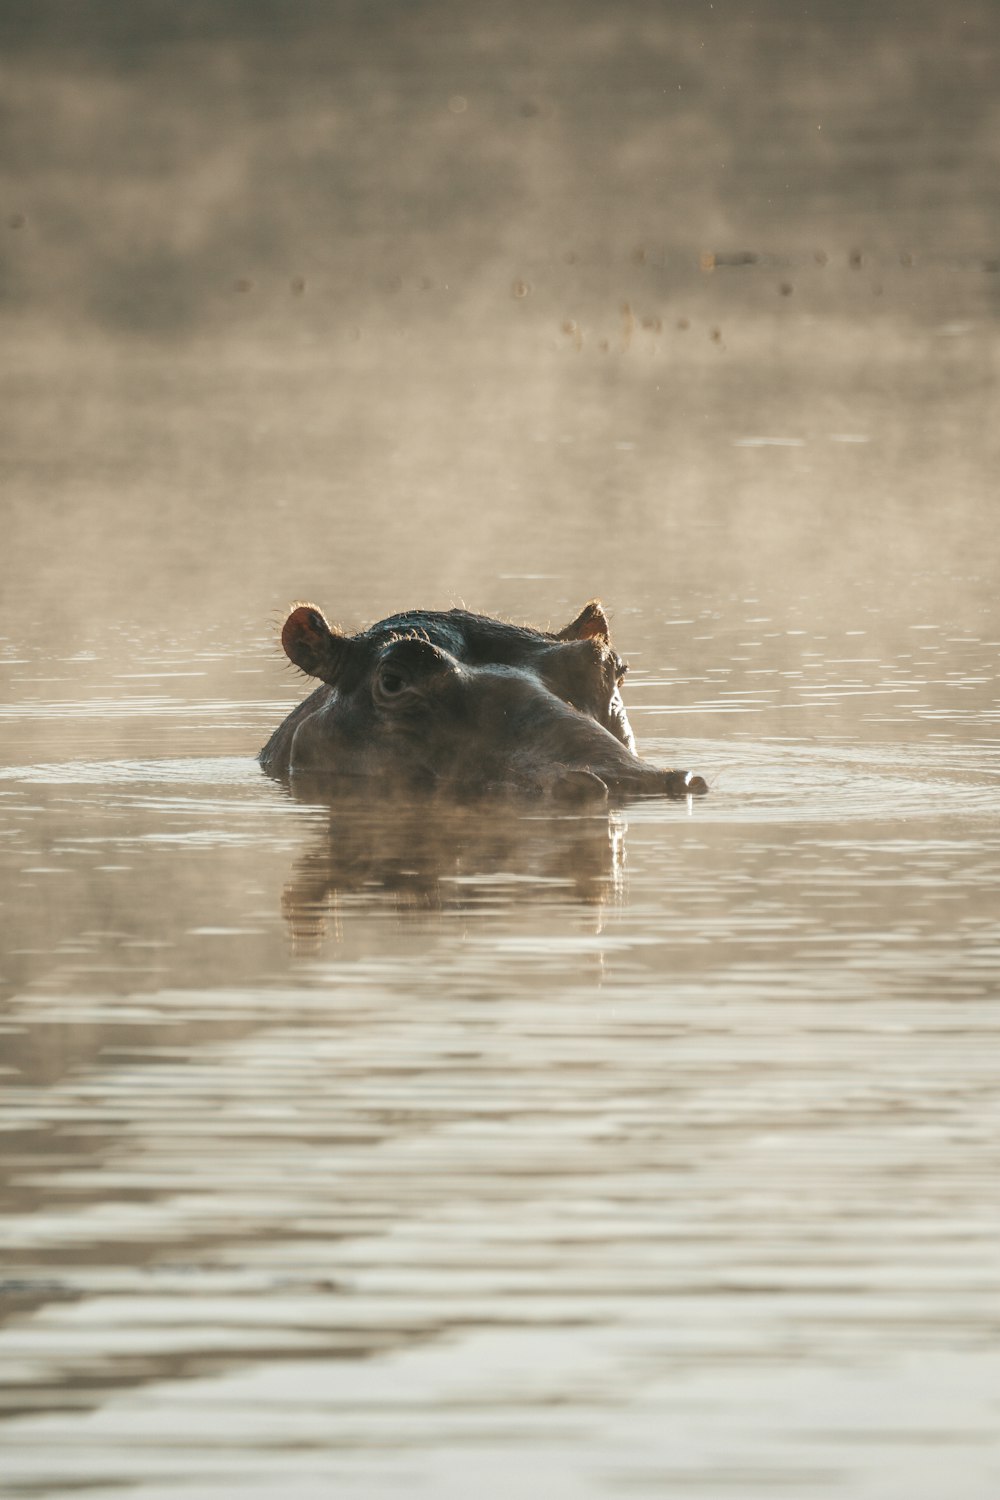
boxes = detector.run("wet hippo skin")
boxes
[260,600,708,802]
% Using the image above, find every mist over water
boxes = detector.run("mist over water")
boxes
[2,3,999,1497]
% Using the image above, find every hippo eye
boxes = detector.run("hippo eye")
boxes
[379,669,405,695]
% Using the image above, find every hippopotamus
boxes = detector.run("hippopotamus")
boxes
[260,599,707,802]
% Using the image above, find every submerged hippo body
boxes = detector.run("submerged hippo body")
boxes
[260,600,707,802]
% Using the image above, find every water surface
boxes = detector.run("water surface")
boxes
[2,3,999,1496]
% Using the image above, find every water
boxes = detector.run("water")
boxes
[2,3,1000,1496]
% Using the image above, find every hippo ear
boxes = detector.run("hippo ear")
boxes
[556,599,610,644]
[281,604,355,686]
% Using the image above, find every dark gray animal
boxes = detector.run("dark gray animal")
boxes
[260,600,707,803]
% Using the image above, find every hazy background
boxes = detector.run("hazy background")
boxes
[2,0,998,654]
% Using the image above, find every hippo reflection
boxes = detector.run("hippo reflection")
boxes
[281,795,628,951]
[260,600,707,802]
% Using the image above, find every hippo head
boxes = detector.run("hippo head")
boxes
[261,601,707,802]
